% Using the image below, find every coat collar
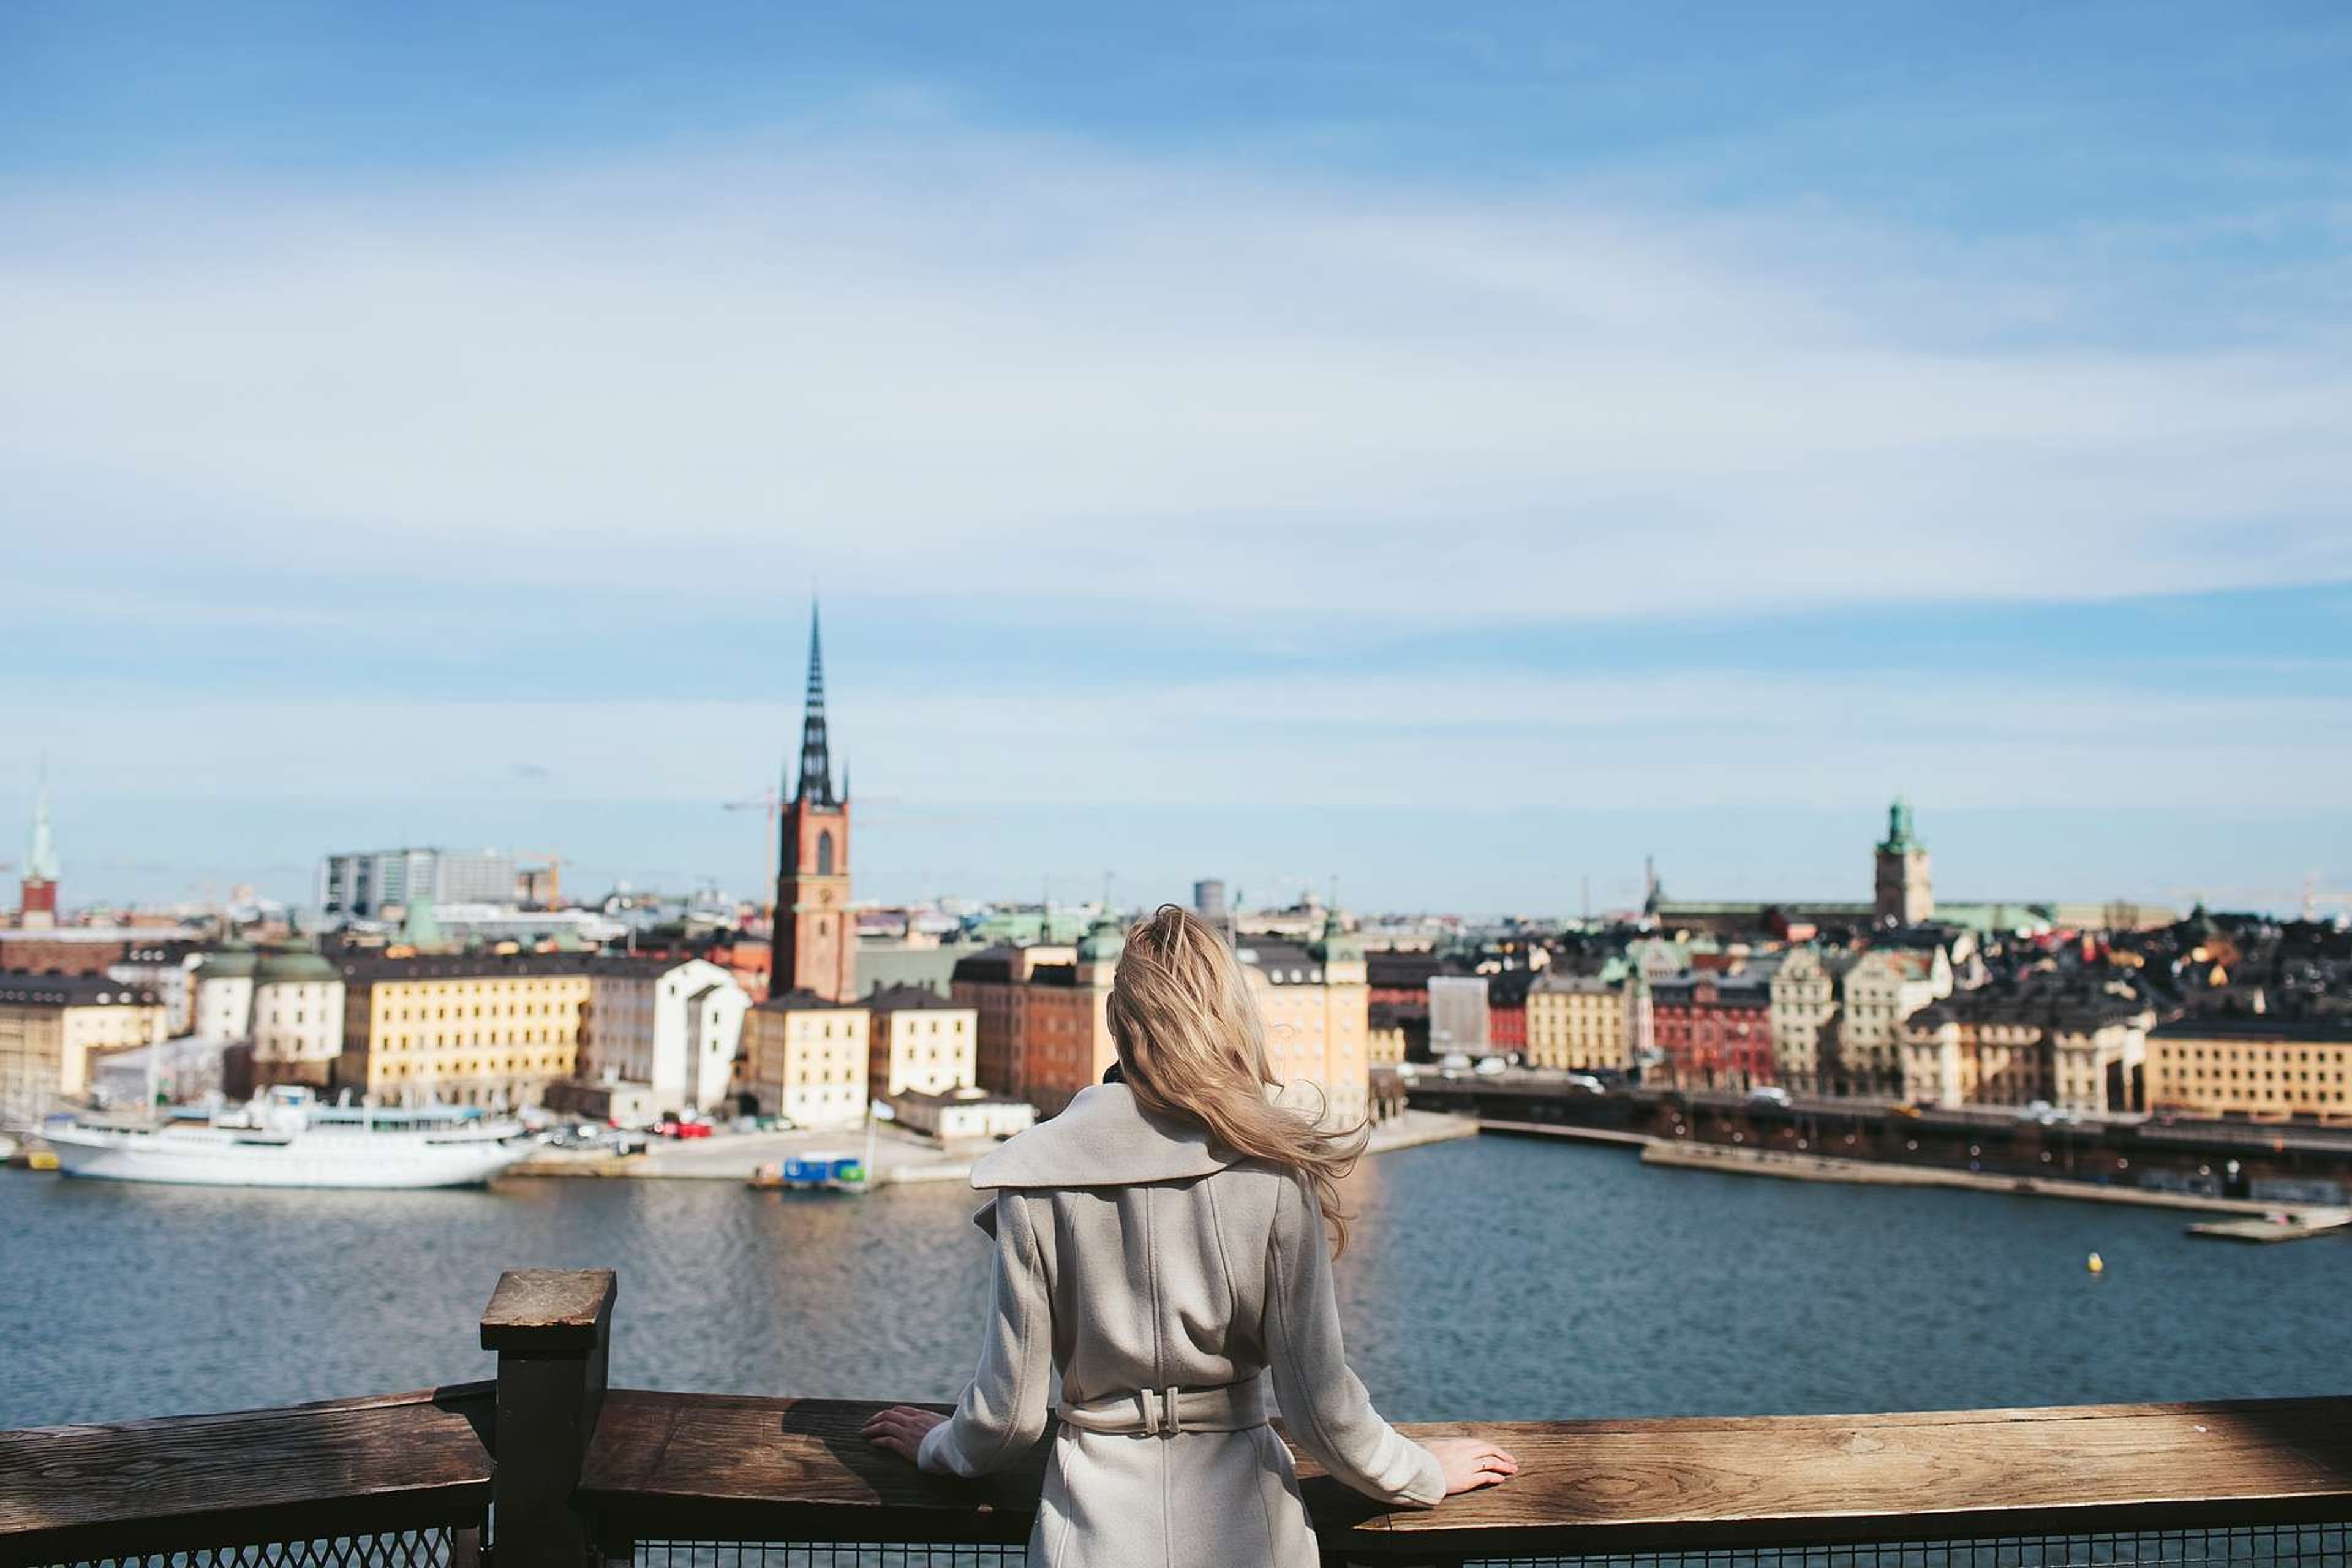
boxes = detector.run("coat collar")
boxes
[970,1082,1236,1191]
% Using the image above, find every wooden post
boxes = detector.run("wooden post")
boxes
[481,1269,617,1568]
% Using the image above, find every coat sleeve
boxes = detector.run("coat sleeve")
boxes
[916,1191,1054,1477]
[1262,1174,1445,1507]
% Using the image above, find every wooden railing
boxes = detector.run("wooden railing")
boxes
[4,1269,2350,1567]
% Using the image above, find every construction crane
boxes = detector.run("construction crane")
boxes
[514,850,570,910]
[723,789,784,922]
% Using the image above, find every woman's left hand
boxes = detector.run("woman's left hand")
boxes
[862,1404,946,1464]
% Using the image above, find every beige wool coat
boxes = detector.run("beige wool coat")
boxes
[915,1083,1444,1567]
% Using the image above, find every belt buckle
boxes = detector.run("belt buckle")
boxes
[1159,1385,1183,1437]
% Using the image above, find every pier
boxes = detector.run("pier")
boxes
[1408,1071,2352,1211]
[3,1268,2348,1567]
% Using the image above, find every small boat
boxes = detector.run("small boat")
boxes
[748,1152,868,1193]
[40,1087,528,1190]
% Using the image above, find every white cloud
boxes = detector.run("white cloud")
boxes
[4,124,2349,627]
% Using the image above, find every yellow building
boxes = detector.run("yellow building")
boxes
[742,990,870,1128]
[2147,1020,2352,1120]
[1235,917,1371,1129]
[1525,968,1630,1071]
[0,973,167,1113]
[336,954,589,1109]
[867,986,978,1098]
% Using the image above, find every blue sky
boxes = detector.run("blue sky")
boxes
[4,2,2348,914]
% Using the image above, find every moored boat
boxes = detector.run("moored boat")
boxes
[41,1087,527,1189]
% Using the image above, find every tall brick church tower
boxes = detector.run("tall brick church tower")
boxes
[773,605,855,1001]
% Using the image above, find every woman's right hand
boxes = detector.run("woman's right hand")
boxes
[1425,1436,1519,1496]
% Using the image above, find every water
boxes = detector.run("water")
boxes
[1,1134,2342,1430]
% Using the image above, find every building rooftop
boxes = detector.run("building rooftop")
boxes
[0,971,162,1008]
[254,950,341,985]
[866,983,969,1012]
[338,952,594,983]
[2150,1016,2352,1044]
[753,988,865,1013]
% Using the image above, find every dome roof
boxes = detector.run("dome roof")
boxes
[255,949,339,985]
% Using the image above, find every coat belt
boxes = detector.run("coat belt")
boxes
[1055,1375,1267,1437]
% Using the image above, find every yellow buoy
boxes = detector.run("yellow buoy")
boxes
[2086,1251,2105,1275]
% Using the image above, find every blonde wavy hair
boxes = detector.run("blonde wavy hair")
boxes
[1106,904,1369,1253]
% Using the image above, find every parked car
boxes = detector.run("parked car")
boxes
[1565,1073,1606,1095]
[1472,1057,1508,1077]
[1746,1085,1793,1107]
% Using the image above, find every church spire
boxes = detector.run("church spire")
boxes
[26,760,59,884]
[796,600,838,807]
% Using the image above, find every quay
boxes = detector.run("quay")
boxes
[2,1267,2349,1568]
[1412,1071,2352,1213]
[508,1107,1478,1183]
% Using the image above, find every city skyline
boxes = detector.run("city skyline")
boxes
[6,4,2348,911]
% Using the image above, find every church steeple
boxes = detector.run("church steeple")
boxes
[774,602,855,1002]
[20,760,61,929]
[26,763,59,884]
[794,601,839,808]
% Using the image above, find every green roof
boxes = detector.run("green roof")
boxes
[255,949,339,984]
[198,944,258,979]
[1076,916,1127,963]
[1310,911,1363,963]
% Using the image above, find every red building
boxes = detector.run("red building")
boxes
[1487,968,1531,1054]
[1650,973,1773,1087]
[1366,952,1442,1019]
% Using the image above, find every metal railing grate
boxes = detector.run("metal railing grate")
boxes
[628,1525,2352,1568]
[632,1550,1021,1568]
[40,1529,462,1568]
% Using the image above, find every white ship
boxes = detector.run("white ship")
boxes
[42,1087,529,1189]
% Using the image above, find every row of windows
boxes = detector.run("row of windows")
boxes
[379,1030,573,1050]
[378,1006,571,1027]
[2163,1047,2351,1065]
[2163,1067,2350,1084]
[378,1057,564,1078]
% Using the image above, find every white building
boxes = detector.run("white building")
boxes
[1838,946,1953,1094]
[581,957,748,1115]
[422,905,628,949]
[108,944,207,1036]
[1768,946,1845,1093]
[192,944,258,1041]
[250,950,347,1088]
[1428,973,1492,1059]
[318,848,519,920]
[890,1087,1036,1144]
